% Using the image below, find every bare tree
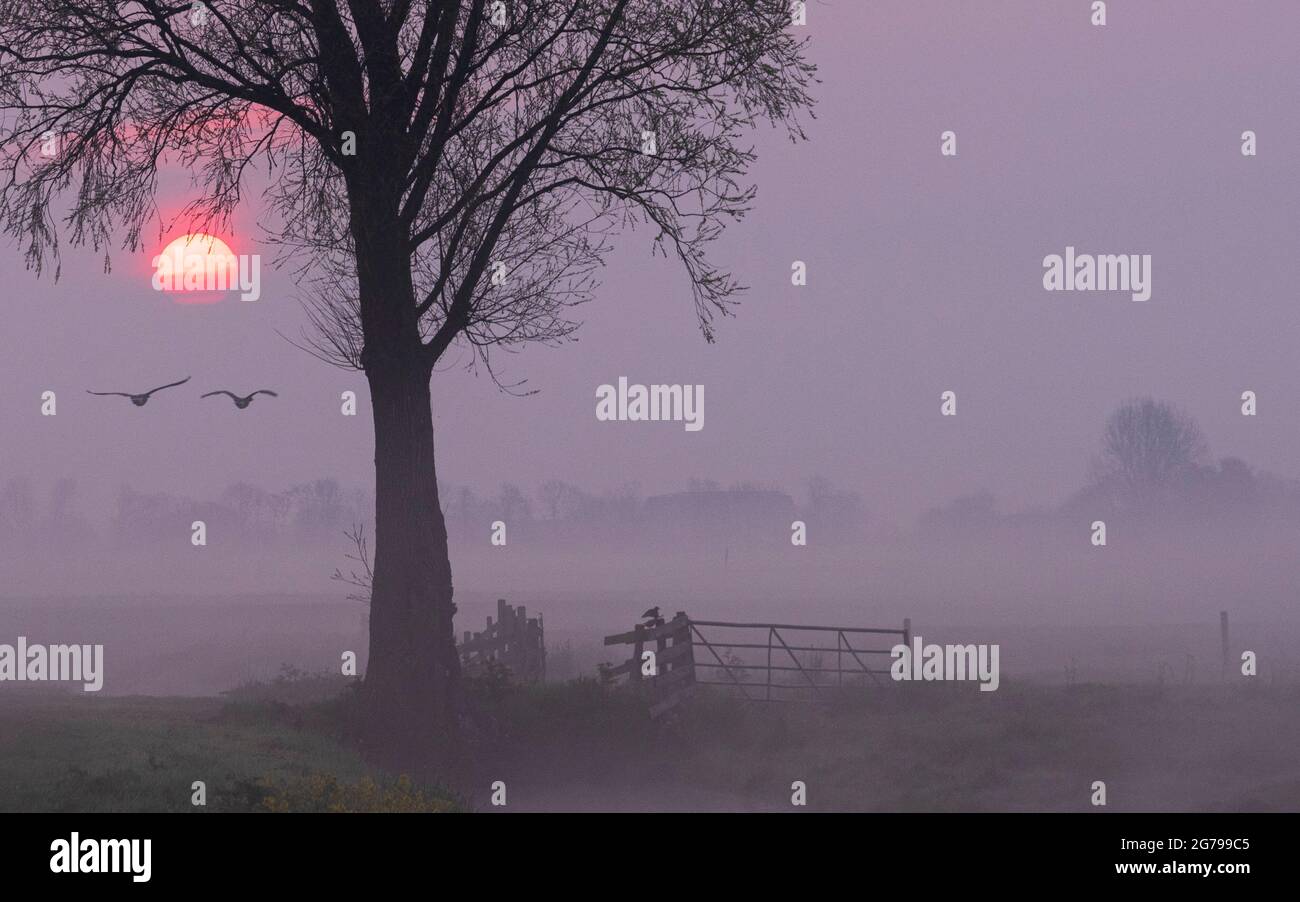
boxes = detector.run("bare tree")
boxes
[332,522,374,606]
[1090,398,1207,509]
[0,0,815,762]
[537,478,583,520]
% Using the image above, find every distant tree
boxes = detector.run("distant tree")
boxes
[0,477,35,540]
[112,484,179,543]
[537,480,563,520]
[290,478,346,537]
[45,477,94,543]
[537,479,584,520]
[497,483,532,523]
[806,475,834,508]
[593,481,640,522]
[1090,398,1207,509]
[222,482,275,541]
[450,486,481,533]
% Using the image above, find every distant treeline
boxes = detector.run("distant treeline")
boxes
[5,398,1295,550]
[442,476,866,546]
[0,477,372,548]
[0,475,867,549]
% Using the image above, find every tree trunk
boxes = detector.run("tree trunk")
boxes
[361,358,460,767]
[350,195,460,769]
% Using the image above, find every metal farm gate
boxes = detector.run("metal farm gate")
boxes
[688,618,910,701]
[602,612,910,713]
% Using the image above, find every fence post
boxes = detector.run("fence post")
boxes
[837,631,843,688]
[1220,611,1229,681]
[676,614,694,684]
[766,628,773,701]
[631,624,645,682]
[539,612,546,681]
[515,605,526,674]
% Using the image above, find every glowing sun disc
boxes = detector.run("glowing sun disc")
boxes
[153,232,239,302]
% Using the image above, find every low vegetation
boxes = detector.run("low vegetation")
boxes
[1,673,1296,812]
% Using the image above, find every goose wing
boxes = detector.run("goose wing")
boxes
[144,376,191,396]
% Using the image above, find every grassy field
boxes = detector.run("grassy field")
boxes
[1,675,1296,812]
[0,674,459,812]
[655,682,1300,812]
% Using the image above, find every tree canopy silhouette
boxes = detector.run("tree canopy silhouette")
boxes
[0,0,816,764]
[1090,398,1207,511]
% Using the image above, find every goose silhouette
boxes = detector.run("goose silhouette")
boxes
[201,389,278,409]
[86,377,190,407]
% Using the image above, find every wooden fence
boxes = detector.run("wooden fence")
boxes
[459,598,545,683]
[600,612,696,718]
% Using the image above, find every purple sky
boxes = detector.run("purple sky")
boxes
[4,0,1299,529]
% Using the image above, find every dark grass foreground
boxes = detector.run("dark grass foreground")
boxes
[0,671,1297,812]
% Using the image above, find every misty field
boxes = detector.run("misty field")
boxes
[2,675,1296,813]
[2,593,1297,811]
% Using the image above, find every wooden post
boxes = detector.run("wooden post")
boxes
[631,624,644,683]
[676,615,695,684]
[1220,611,1229,681]
[514,605,526,674]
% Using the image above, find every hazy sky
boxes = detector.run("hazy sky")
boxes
[4,0,1299,529]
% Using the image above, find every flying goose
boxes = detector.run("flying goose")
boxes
[201,389,278,409]
[86,377,190,407]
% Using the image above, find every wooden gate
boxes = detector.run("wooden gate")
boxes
[600,612,695,717]
[459,598,546,683]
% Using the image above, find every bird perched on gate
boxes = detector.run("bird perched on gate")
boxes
[86,377,190,407]
[201,389,278,409]
[641,606,661,624]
